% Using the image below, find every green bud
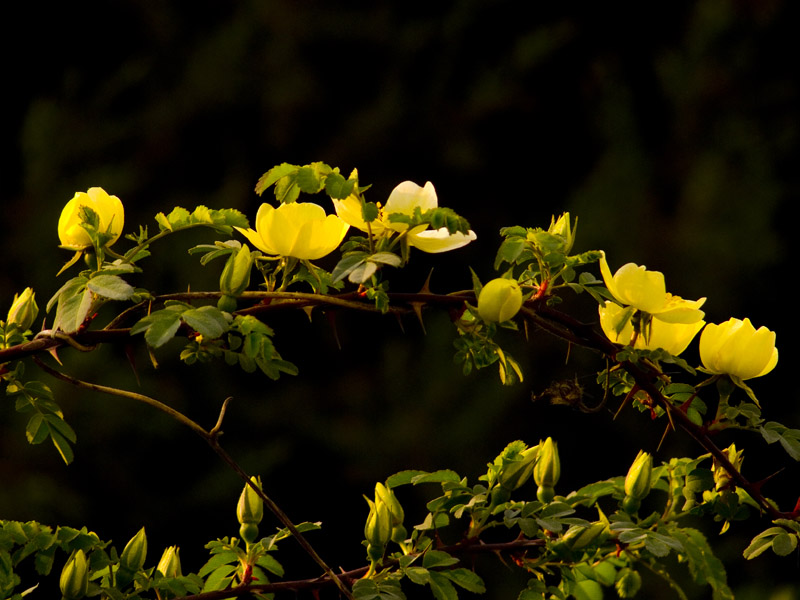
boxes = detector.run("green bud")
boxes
[498,444,539,491]
[120,527,148,572]
[623,451,653,502]
[220,243,253,297]
[375,482,404,526]
[478,278,523,323]
[713,444,744,492]
[547,212,576,254]
[60,549,89,600]
[156,546,182,578]
[615,568,642,598]
[7,287,38,330]
[364,496,392,550]
[237,476,264,526]
[533,437,560,491]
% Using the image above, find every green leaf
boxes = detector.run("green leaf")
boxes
[49,430,74,464]
[198,551,240,578]
[54,288,94,333]
[427,571,458,600]
[324,171,356,199]
[441,568,485,594]
[255,163,299,196]
[255,553,284,577]
[87,274,135,301]
[411,470,462,485]
[771,532,797,556]
[181,306,229,339]
[133,311,183,348]
[667,525,732,599]
[422,550,459,569]
[201,564,237,592]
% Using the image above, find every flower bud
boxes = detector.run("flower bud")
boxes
[699,317,778,380]
[58,187,125,250]
[478,278,523,323]
[713,444,744,492]
[60,549,89,600]
[547,212,576,254]
[375,482,404,526]
[498,444,539,491]
[120,527,148,572]
[6,287,38,330]
[623,451,653,513]
[237,476,264,544]
[156,546,182,578]
[220,244,253,297]
[364,496,392,551]
[533,437,560,502]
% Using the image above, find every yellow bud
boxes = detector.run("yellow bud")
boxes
[700,318,778,380]
[237,476,264,526]
[478,278,523,323]
[533,437,560,492]
[6,287,39,330]
[623,451,653,512]
[58,187,125,250]
[60,549,89,600]
[156,546,182,578]
[120,527,148,572]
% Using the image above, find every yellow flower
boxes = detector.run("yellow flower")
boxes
[331,193,386,236]
[599,252,705,324]
[599,301,704,355]
[384,181,476,253]
[478,278,523,322]
[58,187,125,249]
[235,202,349,260]
[699,318,778,380]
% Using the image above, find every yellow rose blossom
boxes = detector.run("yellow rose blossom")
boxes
[58,187,125,249]
[331,193,386,235]
[599,252,705,324]
[699,317,778,380]
[599,301,704,355]
[235,202,349,260]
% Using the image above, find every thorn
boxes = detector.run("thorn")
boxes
[302,305,314,322]
[409,269,435,334]
[47,346,63,366]
[326,312,342,350]
[125,344,141,386]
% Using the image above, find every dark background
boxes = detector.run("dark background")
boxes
[2,2,799,598]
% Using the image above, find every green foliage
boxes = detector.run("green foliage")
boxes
[1,162,797,598]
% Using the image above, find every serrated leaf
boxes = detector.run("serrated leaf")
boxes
[255,163,299,196]
[386,470,430,488]
[667,526,732,599]
[255,553,284,577]
[324,172,355,199]
[428,571,458,600]
[422,550,459,569]
[25,414,47,444]
[181,306,229,339]
[50,430,74,464]
[88,274,135,301]
[201,564,237,592]
[198,551,240,578]
[55,288,94,333]
[411,470,462,485]
[441,568,485,593]
[139,313,183,348]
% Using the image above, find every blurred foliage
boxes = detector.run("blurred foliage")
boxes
[2,1,799,598]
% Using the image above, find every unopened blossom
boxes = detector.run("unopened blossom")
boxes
[58,187,125,249]
[699,318,778,380]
